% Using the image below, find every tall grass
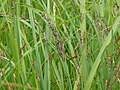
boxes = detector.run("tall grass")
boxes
[0,0,120,90]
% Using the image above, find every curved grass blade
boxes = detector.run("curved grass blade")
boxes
[84,16,120,90]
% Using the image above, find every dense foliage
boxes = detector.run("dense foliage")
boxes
[0,0,120,90]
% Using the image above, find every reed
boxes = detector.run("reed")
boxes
[0,0,120,90]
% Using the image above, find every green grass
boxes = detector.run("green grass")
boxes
[0,0,120,90]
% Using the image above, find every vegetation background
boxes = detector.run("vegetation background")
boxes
[0,0,120,90]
